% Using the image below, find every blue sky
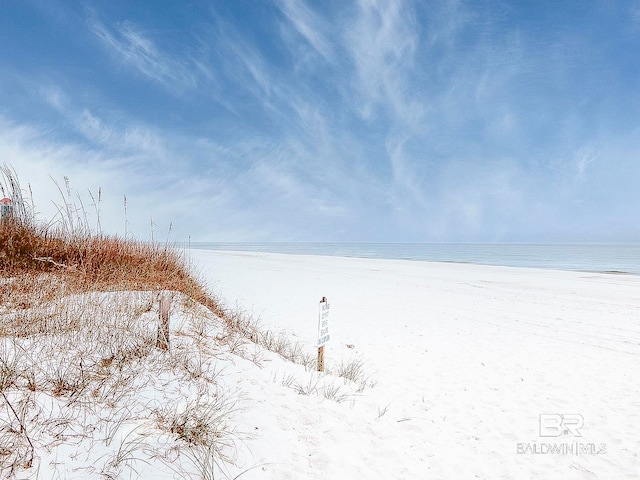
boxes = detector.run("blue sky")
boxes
[2,0,640,242]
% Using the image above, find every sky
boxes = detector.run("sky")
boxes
[1,0,640,243]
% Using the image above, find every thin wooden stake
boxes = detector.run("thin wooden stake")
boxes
[317,345,325,372]
[157,293,172,351]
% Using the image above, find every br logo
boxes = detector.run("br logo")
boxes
[539,414,584,437]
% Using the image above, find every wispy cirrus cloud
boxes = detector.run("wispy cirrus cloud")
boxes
[345,0,423,128]
[88,16,203,91]
[39,84,167,162]
[342,0,432,222]
[275,0,335,62]
[1,77,365,241]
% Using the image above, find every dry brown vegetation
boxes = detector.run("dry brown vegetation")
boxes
[0,166,242,478]
[0,164,227,338]
[1,214,223,320]
[0,166,372,479]
[0,218,224,330]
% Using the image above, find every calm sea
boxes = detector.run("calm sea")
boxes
[189,243,640,275]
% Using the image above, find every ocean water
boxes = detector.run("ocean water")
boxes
[189,243,640,275]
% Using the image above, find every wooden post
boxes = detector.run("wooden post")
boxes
[317,345,325,372]
[157,293,172,351]
[317,296,328,372]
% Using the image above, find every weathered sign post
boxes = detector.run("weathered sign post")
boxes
[0,198,13,220]
[157,293,172,351]
[317,297,330,372]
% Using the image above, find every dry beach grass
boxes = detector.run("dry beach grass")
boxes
[0,167,240,478]
[0,167,372,479]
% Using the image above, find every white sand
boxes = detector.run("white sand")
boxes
[6,250,639,479]
[189,249,640,479]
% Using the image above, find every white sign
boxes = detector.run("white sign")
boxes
[318,300,330,347]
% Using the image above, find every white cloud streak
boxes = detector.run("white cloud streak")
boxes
[346,0,424,129]
[275,0,334,61]
[88,17,202,91]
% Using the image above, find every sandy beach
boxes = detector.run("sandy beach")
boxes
[189,249,640,479]
[5,1,640,477]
